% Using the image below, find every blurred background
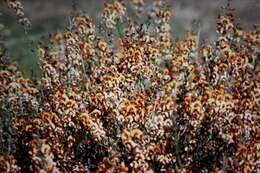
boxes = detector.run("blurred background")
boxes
[0,0,259,78]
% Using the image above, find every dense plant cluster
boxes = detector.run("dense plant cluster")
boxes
[0,0,259,172]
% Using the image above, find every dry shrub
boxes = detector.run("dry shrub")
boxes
[0,0,259,172]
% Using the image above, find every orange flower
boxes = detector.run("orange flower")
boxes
[97,40,108,52]
[131,129,143,140]
[121,129,131,142]
[119,162,128,172]
[80,112,92,129]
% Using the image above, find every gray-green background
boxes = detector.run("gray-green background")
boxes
[1,0,259,78]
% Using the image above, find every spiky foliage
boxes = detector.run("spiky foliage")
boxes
[0,0,259,172]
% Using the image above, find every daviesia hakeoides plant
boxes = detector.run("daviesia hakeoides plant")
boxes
[0,0,259,172]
